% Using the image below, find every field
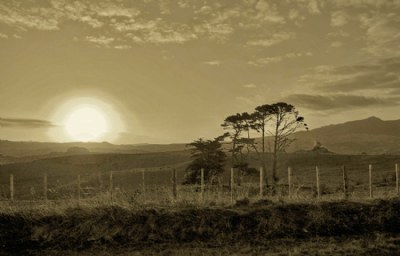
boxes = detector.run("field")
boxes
[1,151,400,254]
[1,151,400,203]
[1,199,400,255]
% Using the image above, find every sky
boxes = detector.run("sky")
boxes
[0,0,400,144]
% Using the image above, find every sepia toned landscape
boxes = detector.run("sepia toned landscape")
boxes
[1,0,400,255]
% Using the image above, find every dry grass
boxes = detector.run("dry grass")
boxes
[1,197,400,253]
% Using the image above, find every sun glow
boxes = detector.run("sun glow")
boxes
[47,95,127,142]
[65,106,108,141]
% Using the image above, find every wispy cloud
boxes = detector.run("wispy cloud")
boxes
[203,60,220,66]
[116,19,197,44]
[360,12,400,57]
[114,45,131,50]
[331,41,343,47]
[248,52,312,66]
[299,57,400,93]
[331,11,348,27]
[0,32,8,39]
[307,0,322,15]
[247,32,295,47]
[85,35,115,47]
[0,117,55,128]
[285,94,400,110]
[327,30,350,37]
[243,83,257,88]
[286,55,400,112]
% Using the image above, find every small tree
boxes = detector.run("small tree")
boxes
[267,102,308,186]
[184,134,227,185]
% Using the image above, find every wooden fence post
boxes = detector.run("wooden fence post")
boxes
[396,164,399,194]
[288,167,292,199]
[259,167,264,198]
[230,168,234,205]
[369,164,373,199]
[10,174,14,201]
[200,168,204,201]
[44,174,48,201]
[77,174,81,206]
[172,168,177,200]
[109,171,113,203]
[141,169,146,202]
[342,166,348,199]
[316,166,320,200]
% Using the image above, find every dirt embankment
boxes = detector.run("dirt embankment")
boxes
[1,199,400,252]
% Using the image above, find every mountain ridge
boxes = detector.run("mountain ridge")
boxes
[1,116,400,157]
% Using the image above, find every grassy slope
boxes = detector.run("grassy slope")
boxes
[1,199,400,252]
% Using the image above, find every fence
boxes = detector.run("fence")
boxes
[1,164,399,206]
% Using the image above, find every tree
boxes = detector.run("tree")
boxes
[249,104,272,184]
[267,102,308,186]
[184,134,227,185]
[221,113,253,184]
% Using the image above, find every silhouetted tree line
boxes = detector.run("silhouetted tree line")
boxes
[185,102,307,189]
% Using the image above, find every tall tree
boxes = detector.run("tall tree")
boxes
[268,102,307,186]
[221,113,253,184]
[249,104,272,185]
[184,134,227,185]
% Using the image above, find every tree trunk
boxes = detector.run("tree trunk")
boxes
[272,115,279,191]
[261,125,268,187]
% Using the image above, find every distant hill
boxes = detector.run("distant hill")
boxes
[287,116,400,155]
[0,140,188,158]
[1,116,400,158]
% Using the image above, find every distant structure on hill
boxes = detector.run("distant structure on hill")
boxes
[311,141,333,154]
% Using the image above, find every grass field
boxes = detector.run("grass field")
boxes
[1,152,400,254]
[1,198,400,254]
[1,152,400,203]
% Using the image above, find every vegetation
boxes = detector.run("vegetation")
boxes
[184,134,227,184]
[1,199,400,253]
[222,102,307,189]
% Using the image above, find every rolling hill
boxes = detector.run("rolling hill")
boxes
[288,116,400,154]
[1,116,400,159]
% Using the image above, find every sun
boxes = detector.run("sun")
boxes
[64,106,108,141]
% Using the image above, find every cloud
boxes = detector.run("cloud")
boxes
[243,83,257,88]
[0,117,55,128]
[297,57,400,94]
[331,11,348,27]
[327,30,350,37]
[287,8,306,25]
[193,7,239,42]
[0,3,60,30]
[92,2,140,18]
[331,41,343,47]
[247,31,295,47]
[307,0,322,14]
[248,51,312,66]
[253,0,285,24]
[203,60,220,66]
[0,32,8,39]
[85,35,115,47]
[333,0,400,9]
[360,13,400,57]
[285,94,400,110]
[194,23,234,42]
[115,19,197,44]
[114,45,131,50]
